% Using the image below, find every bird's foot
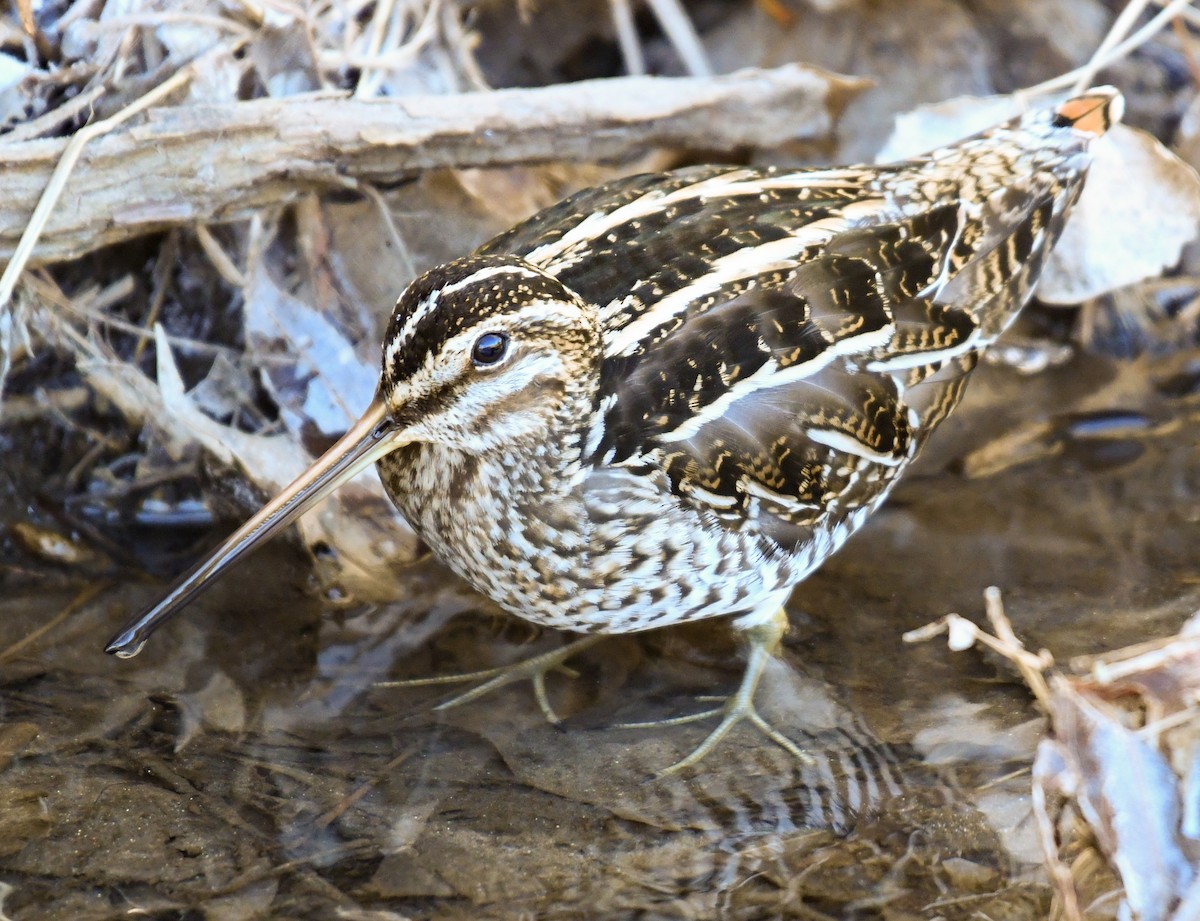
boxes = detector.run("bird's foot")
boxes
[617,607,811,776]
[378,633,605,725]
[618,694,812,777]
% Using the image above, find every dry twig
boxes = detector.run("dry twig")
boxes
[0,64,863,268]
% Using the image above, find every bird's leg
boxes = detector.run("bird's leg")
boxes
[619,608,812,776]
[377,633,605,725]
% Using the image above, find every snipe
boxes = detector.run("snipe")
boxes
[107,89,1122,773]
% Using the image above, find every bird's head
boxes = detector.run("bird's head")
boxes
[378,255,601,453]
[104,254,600,657]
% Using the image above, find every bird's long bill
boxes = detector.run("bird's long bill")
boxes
[106,397,402,658]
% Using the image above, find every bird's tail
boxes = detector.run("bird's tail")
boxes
[922,87,1123,337]
[1051,86,1124,138]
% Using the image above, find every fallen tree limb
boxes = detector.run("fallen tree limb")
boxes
[0,64,864,267]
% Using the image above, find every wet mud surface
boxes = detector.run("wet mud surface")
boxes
[1,345,1198,920]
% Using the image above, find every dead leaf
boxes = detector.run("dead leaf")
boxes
[187,352,258,425]
[913,591,1200,920]
[0,53,37,129]
[248,21,320,97]
[243,262,377,443]
[1040,124,1200,304]
[1042,676,1194,921]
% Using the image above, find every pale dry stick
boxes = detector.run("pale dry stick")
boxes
[15,0,36,37]
[131,230,180,364]
[1070,0,1197,93]
[643,0,712,77]
[207,840,382,901]
[63,438,111,494]
[75,310,249,359]
[75,276,138,315]
[353,0,398,98]
[336,0,371,64]
[4,83,107,145]
[375,0,417,73]
[194,224,248,288]
[258,0,307,24]
[1082,888,1131,919]
[922,888,1036,913]
[611,0,648,76]
[49,0,87,33]
[1081,633,1200,683]
[34,294,105,361]
[1171,14,1200,86]
[982,586,1054,708]
[1074,0,1157,92]
[1021,0,1196,98]
[226,0,266,28]
[0,66,194,315]
[902,589,1055,710]
[0,387,90,424]
[243,213,271,287]
[23,272,138,327]
[1031,767,1086,921]
[1136,707,1199,740]
[312,746,415,829]
[25,271,238,359]
[441,0,489,91]
[973,764,1033,793]
[0,65,858,266]
[1075,296,1100,351]
[10,20,131,147]
[353,0,441,97]
[84,12,253,36]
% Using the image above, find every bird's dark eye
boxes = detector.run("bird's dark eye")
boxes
[471,332,509,366]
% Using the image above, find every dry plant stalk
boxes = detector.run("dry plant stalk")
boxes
[0,63,863,268]
[907,592,1200,921]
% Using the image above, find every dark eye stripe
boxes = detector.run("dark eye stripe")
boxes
[472,332,509,366]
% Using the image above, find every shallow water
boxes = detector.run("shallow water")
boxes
[1,346,1198,920]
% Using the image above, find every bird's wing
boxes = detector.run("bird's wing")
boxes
[548,166,1057,547]
[482,157,1063,546]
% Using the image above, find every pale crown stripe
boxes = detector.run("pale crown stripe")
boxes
[385,288,438,375]
[386,265,551,374]
[387,298,579,399]
[439,263,546,298]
